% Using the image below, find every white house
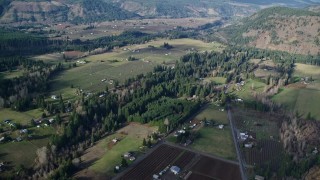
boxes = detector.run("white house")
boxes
[123,152,132,158]
[112,138,119,143]
[170,166,180,175]
[51,95,58,100]
[239,133,248,141]
[153,174,160,179]
[244,143,253,148]
[49,119,54,123]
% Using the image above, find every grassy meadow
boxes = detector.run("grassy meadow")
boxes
[47,38,224,99]
[235,79,266,101]
[75,123,157,177]
[272,63,320,120]
[0,126,55,168]
[0,108,43,126]
[191,104,236,160]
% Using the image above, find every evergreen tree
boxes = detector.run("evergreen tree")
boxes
[121,158,128,167]
[142,138,147,146]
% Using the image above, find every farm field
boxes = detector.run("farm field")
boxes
[0,126,55,168]
[48,38,224,99]
[81,38,224,63]
[0,108,43,126]
[0,107,56,169]
[118,144,241,180]
[190,104,236,159]
[74,123,157,179]
[0,70,24,79]
[235,79,266,101]
[272,63,320,120]
[242,140,283,172]
[232,107,280,140]
[190,156,241,180]
[232,107,285,172]
[48,18,220,41]
[194,104,227,124]
[192,127,236,160]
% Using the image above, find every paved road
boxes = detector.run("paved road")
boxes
[227,105,247,180]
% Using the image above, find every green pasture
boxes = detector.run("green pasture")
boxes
[82,38,223,64]
[89,134,142,176]
[0,126,54,168]
[272,63,320,120]
[195,104,228,124]
[235,79,266,101]
[32,53,64,63]
[294,63,320,79]
[0,108,43,126]
[49,38,224,99]
[0,70,24,79]
[273,87,320,120]
[233,107,280,140]
[50,60,155,97]
[191,104,236,160]
[192,127,236,160]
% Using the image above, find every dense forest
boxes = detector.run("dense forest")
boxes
[0,30,158,57]
[0,56,63,110]
[71,0,139,24]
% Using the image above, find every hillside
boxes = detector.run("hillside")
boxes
[114,0,258,18]
[1,0,319,24]
[221,7,320,55]
[0,0,139,24]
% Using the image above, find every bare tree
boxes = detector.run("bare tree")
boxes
[164,118,170,133]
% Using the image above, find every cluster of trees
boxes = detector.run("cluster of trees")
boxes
[256,153,320,179]
[0,29,158,57]
[0,29,64,57]
[0,56,63,110]
[72,0,139,24]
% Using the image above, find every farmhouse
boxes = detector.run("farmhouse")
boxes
[244,142,253,148]
[3,119,10,124]
[112,138,119,143]
[123,152,132,158]
[312,147,318,155]
[170,166,180,175]
[19,129,28,134]
[239,132,249,141]
[153,174,160,179]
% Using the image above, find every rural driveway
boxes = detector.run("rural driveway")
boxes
[227,105,247,180]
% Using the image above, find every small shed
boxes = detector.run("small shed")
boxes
[170,166,180,175]
[153,174,159,179]
[244,143,253,148]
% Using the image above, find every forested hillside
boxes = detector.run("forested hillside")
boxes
[1,0,319,24]
[220,7,320,55]
[0,0,139,24]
